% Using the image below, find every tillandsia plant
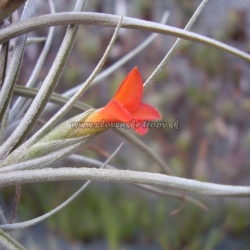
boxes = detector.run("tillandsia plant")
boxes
[0,67,161,166]
[0,0,250,249]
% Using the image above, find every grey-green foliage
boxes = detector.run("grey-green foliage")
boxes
[0,0,250,248]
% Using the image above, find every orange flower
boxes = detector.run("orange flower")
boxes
[84,67,161,135]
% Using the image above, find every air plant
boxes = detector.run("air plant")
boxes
[0,0,250,249]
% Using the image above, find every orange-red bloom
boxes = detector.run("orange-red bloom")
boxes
[84,67,161,135]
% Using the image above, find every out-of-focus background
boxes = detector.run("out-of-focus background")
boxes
[1,0,250,249]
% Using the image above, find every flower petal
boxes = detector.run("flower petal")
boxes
[102,100,149,135]
[131,102,162,120]
[101,100,134,122]
[112,67,143,113]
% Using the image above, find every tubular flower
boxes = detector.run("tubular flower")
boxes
[82,67,161,135]
[40,67,161,142]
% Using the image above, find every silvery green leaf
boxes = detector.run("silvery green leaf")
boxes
[0,228,27,250]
